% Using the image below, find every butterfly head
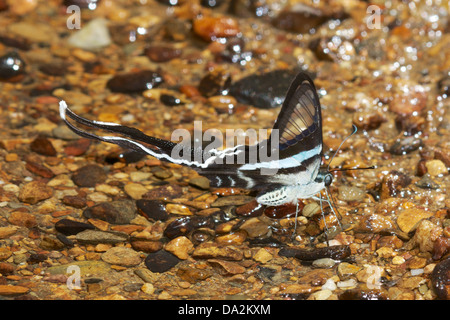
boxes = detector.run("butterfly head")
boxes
[315,168,333,188]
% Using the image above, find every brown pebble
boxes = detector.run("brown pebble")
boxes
[144,45,182,62]
[30,136,57,156]
[18,181,53,204]
[431,257,450,300]
[72,164,107,187]
[8,210,37,228]
[208,259,245,275]
[131,240,163,253]
[64,138,91,156]
[0,285,29,296]
[62,195,87,208]
[193,16,239,42]
[25,160,55,178]
[177,266,212,283]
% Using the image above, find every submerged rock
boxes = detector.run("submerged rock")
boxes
[0,51,26,80]
[68,18,111,50]
[107,70,164,93]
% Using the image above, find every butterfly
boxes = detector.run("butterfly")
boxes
[59,72,346,237]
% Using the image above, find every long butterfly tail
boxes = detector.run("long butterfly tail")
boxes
[59,100,202,167]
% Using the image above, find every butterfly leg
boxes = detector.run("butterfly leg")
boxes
[324,188,343,230]
[291,200,300,240]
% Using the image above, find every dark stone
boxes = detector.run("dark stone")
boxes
[106,70,164,93]
[39,62,67,77]
[144,250,181,273]
[0,34,31,51]
[27,253,47,263]
[144,45,182,63]
[0,51,26,80]
[216,37,252,64]
[164,216,214,239]
[136,199,169,222]
[431,257,450,300]
[279,245,351,261]
[264,202,303,219]
[62,195,87,208]
[55,218,95,236]
[338,289,387,300]
[160,94,184,106]
[235,200,264,217]
[415,174,440,190]
[198,69,231,97]
[83,200,137,224]
[30,136,57,156]
[229,69,309,109]
[71,164,107,187]
[389,136,423,155]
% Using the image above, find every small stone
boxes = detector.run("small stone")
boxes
[0,262,15,275]
[413,220,443,253]
[0,247,12,261]
[0,226,18,239]
[136,199,169,222]
[312,258,336,268]
[337,263,362,281]
[143,184,183,200]
[141,283,155,295]
[165,236,194,260]
[131,240,163,253]
[68,18,111,50]
[192,243,243,261]
[130,171,152,182]
[64,139,91,156]
[336,279,357,289]
[0,51,26,81]
[76,230,128,244]
[239,217,270,238]
[83,200,137,224]
[55,218,95,235]
[380,170,411,199]
[392,256,406,265]
[39,235,65,250]
[425,160,447,177]
[208,259,245,275]
[72,164,107,187]
[389,137,423,155]
[176,266,212,283]
[25,160,55,178]
[271,4,332,34]
[164,216,214,239]
[144,45,182,62]
[0,285,29,296]
[189,177,210,190]
[338,186,366,202]
[193,16,240,42]
[415,174,440,189]
[321,278,337,291]
[101,247,141,267]
[106,70,164,93]
[124,183,148,200]
[397,208,434,233]
[253,248,273,264]
[47,261,111,276]
[211,195,254,207]
[309,289,333,300]
[18,181,53,204]
[151,167,173,179]
[8,210,36,228]
[431,257,450,300]
[30,136,57,156]
[62,195,87,208]
[145,250,181,273]
[166,204,192,215]
[197,68,231,97]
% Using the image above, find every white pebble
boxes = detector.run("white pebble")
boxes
[337,278,357,288]
[68,18,111,50]
[321,278,337,291]
[410,268,424,276]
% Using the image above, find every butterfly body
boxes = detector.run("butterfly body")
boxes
[59,72,333,213]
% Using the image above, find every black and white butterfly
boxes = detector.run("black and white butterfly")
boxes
[59,72,344,235]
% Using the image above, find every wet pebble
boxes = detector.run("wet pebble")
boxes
[106,70,164,93]
[271,4,332,34]
[396,208,433,233]
[312,258,336,269]
[264,203,300,219]
[68,18,111,50]
[193,16,240,42]
[144,45,182,63]
[0,34,31,50]
[72,164,107,187]
[189,228,216,245]
[380,170,411,199]
[431,257,450,300]
[101,247,141,267]
[188,177,210,190]
[413,220,443,253]
[30,136,57,156]
[352,111,386,131]
[337,186,366,202]
[192,243,243,261]
[25,160,55,179]
[83,200,137,225]
[0,51,26,80]
[75,230,128,244]
[235,200,264,217]
[160,94,184,107]
[164,216,214,239]
[8,210,36,228]
[229,69,301,109]
[239,217,271,238]
[208,259,245,275]
[198,69,231,97]
[18,181,53,204]
[425,160,447,177]
[55,218,95,235]
[62,195,87,208]
[211,195,254,207]
[357,213,395,233]
[144,250,181,273]
[389,137,423,155]
[415,174,440,189]
[64,138,91,156]
[136,199,169,222]
[131,240,163,253]
[177,266,212,283]
[337,262,362,280]
[279,245,351,261]
[164,236,194,260]
[142,183,183,200]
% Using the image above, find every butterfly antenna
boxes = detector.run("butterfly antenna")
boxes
[326,124,358,172]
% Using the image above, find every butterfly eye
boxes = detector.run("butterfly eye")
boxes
[324,174,333,187]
